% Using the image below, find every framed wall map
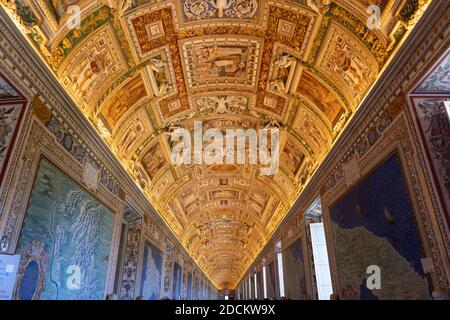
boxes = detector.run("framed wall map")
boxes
[329,153,431,300]
[14,158,115,300]
[283,238,307,300]
[0,73,27,185]
[140,240,164,300]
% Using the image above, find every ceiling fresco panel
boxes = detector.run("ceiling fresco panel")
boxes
[315,22,379,108]
[179,35,263,91]
[58,24,128,109]
[113,107,154,159]
[296,71,345,125]
[99,73,148,129]
[293,103,332,157]
[140,140,169,181]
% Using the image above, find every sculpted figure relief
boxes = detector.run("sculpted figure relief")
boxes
[274,54,297,69]
[102,0,131,16]
[148,58,173,97]
[197,95,248,115]
[306,0,331,13]
[51,0,79,21]
[270,54,297,95]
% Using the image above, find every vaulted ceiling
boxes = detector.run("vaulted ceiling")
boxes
[2,0,430,289]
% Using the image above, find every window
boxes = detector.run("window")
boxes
[244,279,248,300]
[445,101,450,121]
[263,265,268,299]
[254,273,258,299]
[306,197,333,300]
[275,241,285,297]
[310,223,333,300]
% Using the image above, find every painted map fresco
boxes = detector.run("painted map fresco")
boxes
[0,75,19,98]
[186,271,192,299]
[15,159,115,300]
[416,52,450,93]
[140,241,164,300]
[256,270,263,299]
[0,103,24,182]
[172,262,182,300]
[330,153,431,300]
[193,276,199,299]
[266,260,276,298]
[283,238,307,299]
[250,273,255,298]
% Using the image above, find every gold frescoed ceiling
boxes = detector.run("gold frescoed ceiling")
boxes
[2,0,430,289]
